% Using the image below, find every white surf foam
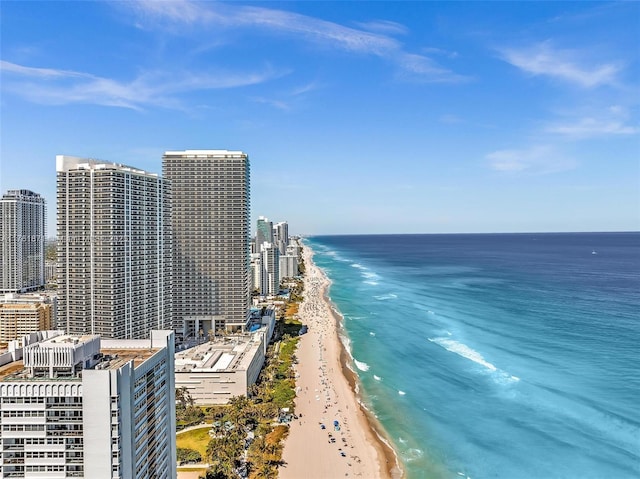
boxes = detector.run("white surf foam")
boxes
[398,390,406,396]
[369,331,376,336]
[339,334,352,354]
[428,337,520,384]
[353,359,370,372]
[364,280,379,286]
[374,293,398,301]
[351,263,367,270]
[373,375,382,381]
[401,447,423,462]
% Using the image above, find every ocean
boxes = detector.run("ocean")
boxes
[303,232,640,479]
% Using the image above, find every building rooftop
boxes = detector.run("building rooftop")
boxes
[100,348,159,369]
[175,334,262,373]
[56,155,158,177]
[163,149,247,157]
[0,332,162,381]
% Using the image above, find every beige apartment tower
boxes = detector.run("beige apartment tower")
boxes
[0,294,53,344]
[56,156,171,339]
[162,150,251,340]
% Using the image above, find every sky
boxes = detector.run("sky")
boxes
[1,1,639,235]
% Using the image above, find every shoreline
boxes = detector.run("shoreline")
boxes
[279,243,404,479]
[332,297,405,479]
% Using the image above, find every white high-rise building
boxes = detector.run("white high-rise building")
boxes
[250,253,261,292]
[279,255,299,280]
[273,221,289,255]
[56,156,172,339]
[0,330,176,479]
[163,150,251,339]
[0,190,46,293]
[260,242,279,296]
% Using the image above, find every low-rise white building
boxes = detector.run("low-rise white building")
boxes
[175,329,268,405]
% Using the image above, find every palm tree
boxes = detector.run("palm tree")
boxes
[176,386,188,409]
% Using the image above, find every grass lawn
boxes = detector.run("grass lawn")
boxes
[176,426,211,459]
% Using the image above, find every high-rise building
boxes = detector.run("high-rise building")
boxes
[260,242,279,296]
[56,156,172,339]
[255,216,273,255]
[0,329,176,479]
[0,190,46,293]
[250,253,262,292]
[273,221,289,255]
[162,150,251,338]
[279,254,299,281]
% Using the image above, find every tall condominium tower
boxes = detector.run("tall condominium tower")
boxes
[255,216,273,254]
[56,156,171,339]
[0,190,46,293]
[273,221,289,255]
[162,150,250,338]
[260,242,279,296]
[0,330,176,479]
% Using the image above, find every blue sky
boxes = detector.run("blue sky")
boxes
[1,1,638,235]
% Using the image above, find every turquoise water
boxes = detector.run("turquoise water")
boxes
[305,233,640,479]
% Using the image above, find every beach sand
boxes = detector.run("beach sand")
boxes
[280,245,403,479]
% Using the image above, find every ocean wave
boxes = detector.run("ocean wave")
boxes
[373,375,382,381]
[362,271,381,280]
[369,331,376,336]
[354,359,370,371]
[351,263,367,270]
[323,250,349,262]
[428,337,520,384]
[398,390,406,396]
[374,293,398,301]
[363,280,379,286]
[401,447,423,462]
[339,334,352,356]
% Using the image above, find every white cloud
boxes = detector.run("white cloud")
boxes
[486,145,577,174]
[250,97,290,111]
[124,0,465,83]
[422,47,459,59]
[546,117,638,138]
[396,53,468,83]
[290,81,322,96]
[0,61,284,110]
[500,41,621,88]
[0,60,91,79]
[128,0,216,26]
[545,105,638,138]
[354,20,409,36]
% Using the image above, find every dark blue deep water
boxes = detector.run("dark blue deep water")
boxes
[304,233,640,479]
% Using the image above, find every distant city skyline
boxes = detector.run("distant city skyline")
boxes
[1,1,638,234]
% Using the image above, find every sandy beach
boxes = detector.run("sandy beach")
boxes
[280,246,402,479]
